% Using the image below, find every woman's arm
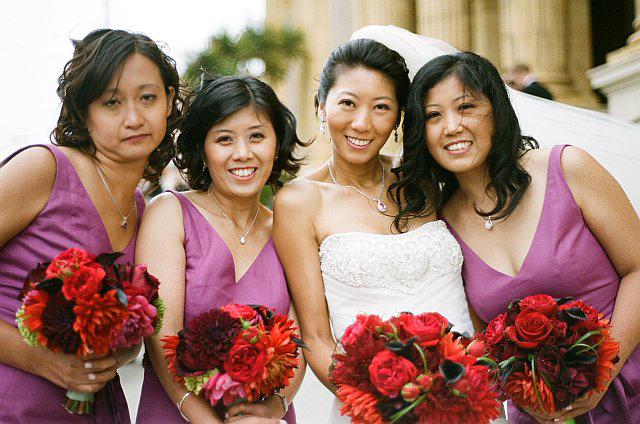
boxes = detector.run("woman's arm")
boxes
[0,147,117,391]
[532,146,640,422]
[136,193,224,423]
[272,182,338,393]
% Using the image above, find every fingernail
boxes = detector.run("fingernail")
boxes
[85,362,93,369]
[553,419,560,423]
[280,421,287,424]
[565,405,573,411]
[88,373,96,381]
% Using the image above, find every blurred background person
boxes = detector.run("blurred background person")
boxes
[505,63,554,100]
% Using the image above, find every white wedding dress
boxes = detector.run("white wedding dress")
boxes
[319,221,474,423]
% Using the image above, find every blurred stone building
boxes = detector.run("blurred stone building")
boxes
[266,0,639,167]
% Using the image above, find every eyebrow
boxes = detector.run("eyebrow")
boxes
[102,83,161,94]
[338,91,393,101]
[210,124,267,134]
[425,94,472,107]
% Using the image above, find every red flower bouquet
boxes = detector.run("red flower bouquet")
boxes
[16,248,165,414]
[479,294,619,418]
[330,312,501,424]
[162,304,302,411]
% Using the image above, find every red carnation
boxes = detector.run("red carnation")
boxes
[221,304,258,322]
[519,294,557,317]
[341,314,382,346]
[368,350,417,397]
[505,309,553,349]
[485,313,506,347]
[61,263,105,301]
[46,248,96,279]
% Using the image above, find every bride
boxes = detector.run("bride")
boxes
[272,36,474,423]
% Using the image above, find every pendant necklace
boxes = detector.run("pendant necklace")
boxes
[94,162,136,230]
[327,157,387,213]
[207,189,259,245]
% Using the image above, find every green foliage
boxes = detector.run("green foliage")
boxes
[16,306,39,347]
[184,26,306,87]
[184,369,217,395]
[152,297,166,337]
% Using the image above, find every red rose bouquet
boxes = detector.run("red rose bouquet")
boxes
[161,304,302,411]
[330,312,501,424]
[478,294,619,419]
[16,248,164,414]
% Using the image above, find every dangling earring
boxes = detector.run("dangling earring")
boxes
[319,118,325,135]
[203,161,208,173]
[394,126,399,143]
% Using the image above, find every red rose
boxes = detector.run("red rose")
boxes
[485,313,506,347]
[61,263,105,300]
[221,304,257,322]
[399,312,448,347]
[535,346,566,386]
[505,309,553,349]
[519,295,557,317]
[46,248,96,279]
[341,314,382,346]
[368,350,417,397]
[224,339,267,383]
[123,264,159,300]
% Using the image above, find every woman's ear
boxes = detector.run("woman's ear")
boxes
[166,87,176,117]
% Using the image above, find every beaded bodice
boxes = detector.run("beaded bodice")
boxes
[318,220,473,340]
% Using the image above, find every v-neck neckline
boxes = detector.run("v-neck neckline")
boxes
[56,147,138,254]
[447,151,553,280]
[176,191,271,284]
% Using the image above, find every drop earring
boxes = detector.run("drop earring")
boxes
[319,118,325,135]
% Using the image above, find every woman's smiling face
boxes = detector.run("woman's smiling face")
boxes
[424,74,494,176]
[319,66,399,165]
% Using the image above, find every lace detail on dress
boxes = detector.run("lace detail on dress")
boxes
[319,221,463,294]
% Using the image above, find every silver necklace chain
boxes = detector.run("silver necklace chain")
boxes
[326,157,387,213]
[94,162,136,230]
[207,189,260,245]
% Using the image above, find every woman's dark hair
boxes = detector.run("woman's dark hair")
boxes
[315,38,410,124]
[391,51,538,231]
[174,75,308,192]
[52,28,185,189]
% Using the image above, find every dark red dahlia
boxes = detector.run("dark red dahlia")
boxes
[40,292,82,354]
[176,309,242,374]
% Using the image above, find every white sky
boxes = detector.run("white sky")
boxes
[0,0,265,159]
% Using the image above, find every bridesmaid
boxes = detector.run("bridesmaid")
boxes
[395,51,640,423]
[0,29,183,422]
[135,76,307,424]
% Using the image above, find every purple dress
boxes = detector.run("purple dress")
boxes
[450,145,640,424]
[0,144,144,423]
[136,190,297,423]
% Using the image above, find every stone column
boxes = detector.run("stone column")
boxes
[416,0,471,51]
[470,0,501,68]
[629,0,640,43]
[353,0,416,32]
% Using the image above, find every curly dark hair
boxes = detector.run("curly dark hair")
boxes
[174,75,309,192]
[315,38,410,125]
[51,28,185,189]
[391,52,538,232]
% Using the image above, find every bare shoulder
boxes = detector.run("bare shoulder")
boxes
[274,178,322,213]
[141,191,184,227]
[1,145,56,185]
[558,145,601,177]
